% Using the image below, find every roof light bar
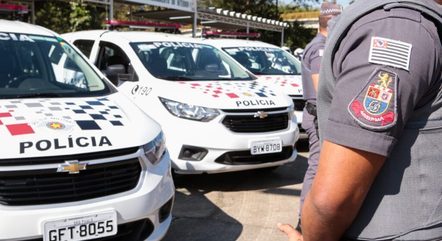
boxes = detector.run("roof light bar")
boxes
[105,20,181,29]
[0,3,28,13]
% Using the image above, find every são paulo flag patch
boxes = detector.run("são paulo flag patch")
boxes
[348,68,397,130]
[369,36,412,71]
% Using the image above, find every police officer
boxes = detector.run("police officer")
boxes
[279,0,441,240]
[296,1,342,231]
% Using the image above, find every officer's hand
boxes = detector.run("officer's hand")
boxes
[277,223,303,241]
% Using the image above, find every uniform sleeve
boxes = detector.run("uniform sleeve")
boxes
[309,45,324,74]
[322,8,441,156]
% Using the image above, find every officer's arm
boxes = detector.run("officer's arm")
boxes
[301,140,385,241]
[309,47,322,93]
[312,74,319,93]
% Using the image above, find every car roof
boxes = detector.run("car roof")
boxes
[63,30,208,44]
[0,20,56,36]
[62,30,107,40]
[203,38,280,49]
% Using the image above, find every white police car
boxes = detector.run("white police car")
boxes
[0,20,174,241]
[63,30,300,174]
[205,39,305,134]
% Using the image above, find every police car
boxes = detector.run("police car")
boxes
[204,39,305,134]
[63,29,300,174]
[0,20,174,241]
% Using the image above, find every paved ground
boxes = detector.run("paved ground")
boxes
[163,140,309,241]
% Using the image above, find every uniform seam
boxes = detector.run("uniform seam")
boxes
[303,41,325,71]
[324,118,396,156]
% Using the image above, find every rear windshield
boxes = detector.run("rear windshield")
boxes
[223,46,301,76]
[0,32,112,99]
[131,41,255,81]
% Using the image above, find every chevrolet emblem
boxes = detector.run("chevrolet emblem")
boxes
[254,111,268,119]
[57,160,87,174]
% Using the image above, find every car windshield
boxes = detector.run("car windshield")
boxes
[0,32,112,99]
[223,46,301,76]
[131,41,255,81]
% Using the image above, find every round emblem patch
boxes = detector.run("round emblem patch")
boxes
[348,69,397,130]
[47,121,65,130]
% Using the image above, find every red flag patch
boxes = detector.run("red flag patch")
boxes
[6,123,35,135]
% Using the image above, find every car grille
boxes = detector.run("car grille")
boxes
[26,218,154,241]
[222,112,289,133]
[0,158,141,206]
[0,147,139,166]
[215,146,294,165]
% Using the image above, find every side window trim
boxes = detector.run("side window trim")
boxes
[72,39,94,58]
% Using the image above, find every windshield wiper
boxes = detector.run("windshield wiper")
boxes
[11,93,63,99]
[158,76,194,81]
[252,71,267,75]
[230,77,253,81]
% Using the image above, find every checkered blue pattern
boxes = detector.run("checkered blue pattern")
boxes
[0,97,126,136]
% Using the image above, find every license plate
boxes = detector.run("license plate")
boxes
[43,211,117,241]
[250,139,282,155]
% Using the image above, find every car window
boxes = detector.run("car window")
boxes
[73,39,94,57]
[97,42,130,70]
[131,41,254,81]
[223,46,301,75]
[96,41,138,85]
[0,32,112,99]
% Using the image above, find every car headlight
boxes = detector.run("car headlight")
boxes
[142,132,166,165]
[159,97,220,122]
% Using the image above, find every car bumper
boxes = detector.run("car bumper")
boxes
[0,154,175,241]
[164,116,300,174]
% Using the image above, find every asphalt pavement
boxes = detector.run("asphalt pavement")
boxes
[163,140,309,241]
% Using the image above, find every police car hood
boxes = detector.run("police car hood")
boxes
[255,75,303,97]
[161,80,292,109]
[0,93,160,158]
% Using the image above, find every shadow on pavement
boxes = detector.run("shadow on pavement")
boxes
[163,139,310,241]
[162,189,243,241]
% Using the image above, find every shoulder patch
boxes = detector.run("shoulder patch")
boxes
[368,37,412,71]
[348,68,397,130]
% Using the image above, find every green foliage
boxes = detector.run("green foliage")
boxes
[69,1,91,32]
[33,0,317,49]
[35,0,106,34]
[114,3,131,21]
[282,21,316,49]
[279,3,318,13]
[35,1,70,34]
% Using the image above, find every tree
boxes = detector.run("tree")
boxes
[35,0,106,34]
[35,1,70,34]
[69,1,92,32]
